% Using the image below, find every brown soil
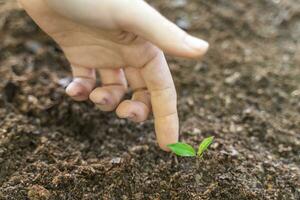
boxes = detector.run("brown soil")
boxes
[0,0,300,199]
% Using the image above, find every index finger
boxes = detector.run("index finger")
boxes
[140,50,178,151]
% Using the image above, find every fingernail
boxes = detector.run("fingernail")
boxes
[97,98,108,105]
[66,82,81,97]
[184,36,209,51]
[127,114,135,120]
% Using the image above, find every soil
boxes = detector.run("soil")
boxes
[0,0,300,199]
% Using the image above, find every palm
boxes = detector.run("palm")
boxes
[24,1,157,69]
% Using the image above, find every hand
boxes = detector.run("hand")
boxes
[19,0,209,150]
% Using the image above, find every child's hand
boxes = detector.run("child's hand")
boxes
[19,0,209,150]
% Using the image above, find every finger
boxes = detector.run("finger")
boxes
[66,65,96,101]
[45,0,120,30]
[116,67,151,122]
[45,0,209,58]
[116,0,209,58]
[89,69,127,112]
[140,51,178,151]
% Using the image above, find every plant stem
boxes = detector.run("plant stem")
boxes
[196,157,200,169]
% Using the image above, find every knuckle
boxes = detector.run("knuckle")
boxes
[122,42,162,68]
[138,44,162,68]
[155,111,177,120]
[151,86,177,118]
[116,31,139,44]
[151,86,177,98]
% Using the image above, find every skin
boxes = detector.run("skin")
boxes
[19,0,209,151]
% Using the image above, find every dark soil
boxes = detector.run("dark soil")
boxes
[0,0,300,199]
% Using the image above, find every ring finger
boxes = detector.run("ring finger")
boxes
[89,68,127,111]
[116,67,151,122]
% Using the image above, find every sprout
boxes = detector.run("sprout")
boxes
[167,143,196,157]
[167,136,214,158]
[197,136,214,158]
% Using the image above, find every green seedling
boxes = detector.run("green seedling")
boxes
[168,136,214,158]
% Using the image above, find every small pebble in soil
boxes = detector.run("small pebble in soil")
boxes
[25,40,43,54]
[176,17,191,30]
[220,145,239,157]
[229,146,239,156]
[291,89,300,96]
[194,62,208,72]
[187,97,194,106]
[194,128,202,134]
[110,157,122,164]
[171,0,187,8]
[129,145,149,153]
[211,142,220,149]
[195,174,202,184]
[225,72,241,85]
[57,77,72,88]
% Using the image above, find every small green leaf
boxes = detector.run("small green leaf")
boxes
[167,142,196,157]
[197,136,214,157]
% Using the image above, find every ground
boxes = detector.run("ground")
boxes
[0,0,300,199]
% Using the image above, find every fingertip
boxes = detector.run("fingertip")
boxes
[158,138,179,152]
[89,88,115,111]
[183,35,209,58]
[158,137,179,152]
[154,113,179,151]
[158,143,172,152]
[116,100,149,122]
[89,88,109,104]
[116,100,129,116]
[66,81,89,101]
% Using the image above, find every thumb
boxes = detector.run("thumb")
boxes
[46,0,209,58]
[116,0,209,58]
